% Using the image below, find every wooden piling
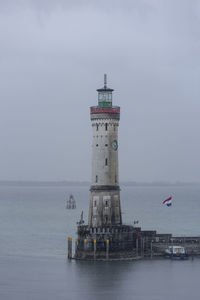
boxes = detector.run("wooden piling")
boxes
[94,239,96,260]
[84,239,87,259]
[68,237,72,259]
[150,240,153,259]
[143,238,145,257]
[75,238,78,258]
[192,242,194,260]
[136,238,138,257]
[106,239,109,260]
[140,237,144,257]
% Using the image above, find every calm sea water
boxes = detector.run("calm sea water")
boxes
[0,185,200,300]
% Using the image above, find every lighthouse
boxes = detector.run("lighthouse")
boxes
[71,76,180,260]
[88,74,122,227]
[74,75,140,260]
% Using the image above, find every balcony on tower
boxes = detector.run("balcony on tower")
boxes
[90,106,120,114]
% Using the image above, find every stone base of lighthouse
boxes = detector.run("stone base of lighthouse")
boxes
[74,224,142,260]
[73,225,177,260]
[88,186,122,227]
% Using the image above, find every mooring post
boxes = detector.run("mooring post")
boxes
[68,237,72,259]
[140,237,145,257]
[143,238,145,257]
[140,237,143,257]
[94,239,96,260]
[136,238,138,257]
[191,241,194,260]
[150,240,153,259]
[84,239,87,259]
[106,239,109,260]
[75,238,78,258]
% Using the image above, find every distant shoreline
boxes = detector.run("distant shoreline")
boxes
[0,181,199,187]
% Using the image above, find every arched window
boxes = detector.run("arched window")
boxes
[96,124,99,131]
[105,123,108,131]
[105,158,108,166]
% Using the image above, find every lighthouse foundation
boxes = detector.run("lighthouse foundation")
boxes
[75,225,144,260]
[73,226,200,260]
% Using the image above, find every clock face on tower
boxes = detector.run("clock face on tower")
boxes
[112,140,118,151]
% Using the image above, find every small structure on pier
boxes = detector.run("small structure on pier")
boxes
[66,194,76,209]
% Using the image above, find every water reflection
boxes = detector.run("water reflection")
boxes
[67,258,200,300]
[70,260,137,300]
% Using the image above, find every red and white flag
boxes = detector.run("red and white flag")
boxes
[163,196,172,207]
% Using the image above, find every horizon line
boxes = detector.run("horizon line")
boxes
[0,180,199,187]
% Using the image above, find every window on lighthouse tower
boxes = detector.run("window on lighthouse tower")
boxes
[105,123,108,131]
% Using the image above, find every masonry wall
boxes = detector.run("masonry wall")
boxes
[89,112,121,227]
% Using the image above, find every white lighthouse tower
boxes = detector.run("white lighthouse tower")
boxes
[74,75,141,260]
[88,75,122,227]
[73,76,168,260]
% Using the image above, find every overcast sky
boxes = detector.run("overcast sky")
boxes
[0,0,200,182]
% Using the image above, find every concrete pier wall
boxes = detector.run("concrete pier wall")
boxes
[73,225,200,260]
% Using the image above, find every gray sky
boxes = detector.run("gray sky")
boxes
[0,0,200,182]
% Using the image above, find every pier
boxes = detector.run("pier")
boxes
[68,231,200,260]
